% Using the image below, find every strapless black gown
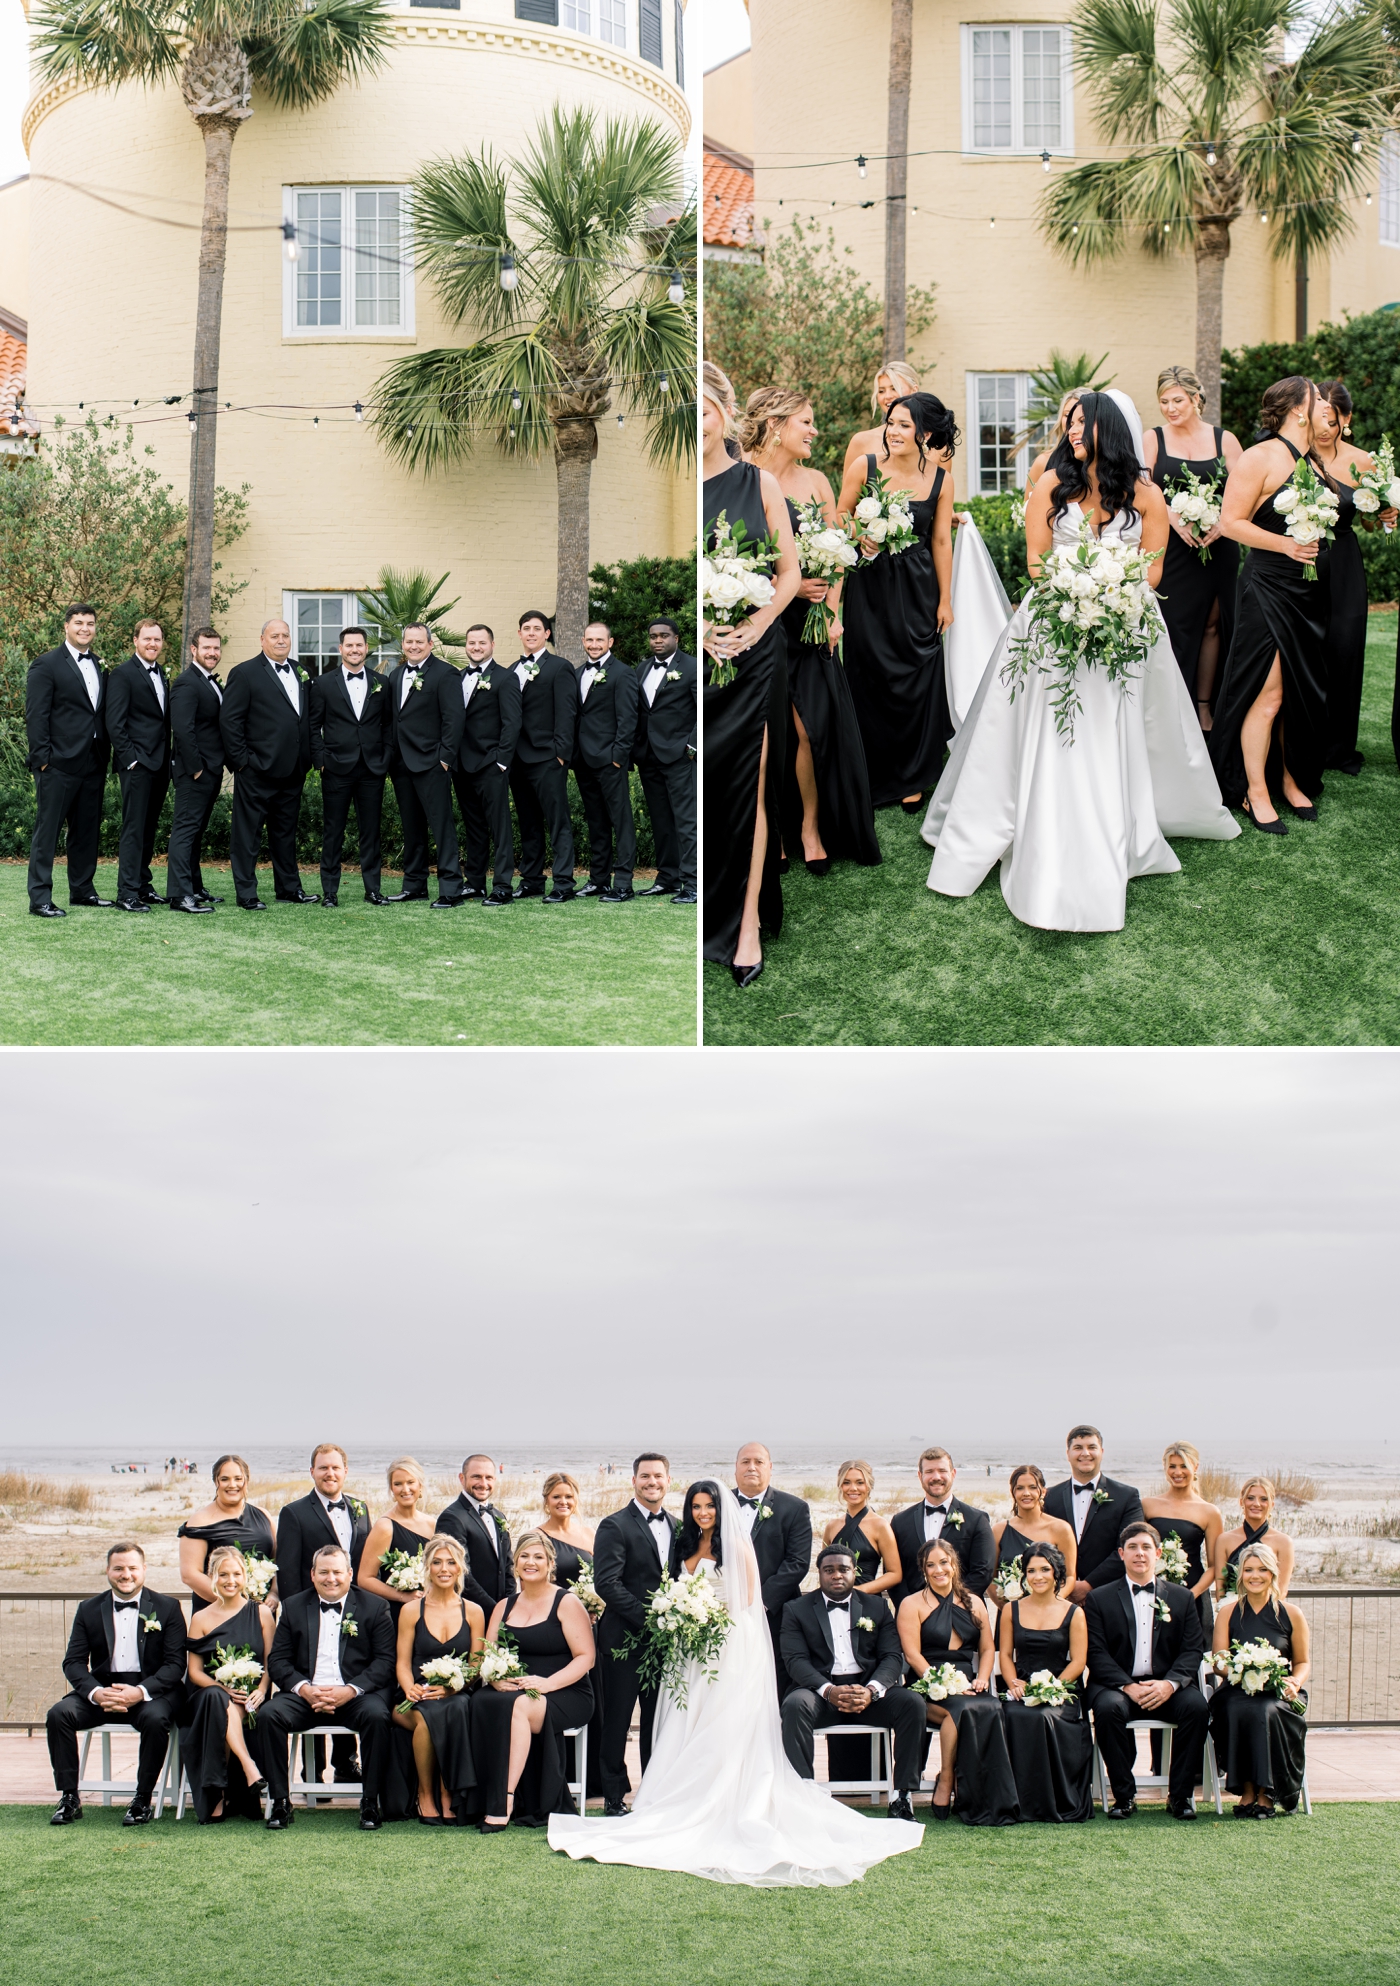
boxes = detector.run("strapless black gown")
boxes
[1002,1602,1092,1822]
[1149,427,1238,704]
[179,1596,268,1822]
[545,1543,603,1798]
[1319,483,1367,771]
[177,1506,276,1598]
[916,1596,1018,1826]
[703,459,787,966]
[469,1588,594,1823]
[1210,1597,1308,1807]
[1146,1512,1213,1634]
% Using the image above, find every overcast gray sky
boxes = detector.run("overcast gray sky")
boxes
[0,1049,1394,1457]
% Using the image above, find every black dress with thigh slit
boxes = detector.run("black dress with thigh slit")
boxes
[469,1588,594,1824]
[917,1596,1018,1826]
[1149,426,1238,703]
[1001,1602,1093,1822]
[408,1597,479,1813]
[179,1598,268,1823]
[1319,484,1368,773]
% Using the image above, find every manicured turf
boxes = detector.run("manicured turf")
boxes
[1,1801,1396,1986]
[704,612,1400,1046]
[0,864,696,1047]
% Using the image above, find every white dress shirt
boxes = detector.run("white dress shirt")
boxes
[579,653,612,702]
[1071,1477,1101,1541]
[634,1499,670,1562]
[66,640,101,710]
[343,665,368,718]
[310,1599,355,1690]
[734,1493,761,1537]
[400,667,422,709]
[641,660,668,708]
[316,1488,353,1555]
[95,1591,151,1700]
[1128,1577,1156,1678]
[464,1495,501,1557]
[922,1502,951,1544]
[143,662,165,710]
[461,668,481,710]
[823,1598,882,1694]
[269,657,300,709]
[515,659,537,692]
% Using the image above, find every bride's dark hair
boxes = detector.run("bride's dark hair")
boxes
[677,1479,725,1566]
[882,392,960,473]
[1047,391,1141,528]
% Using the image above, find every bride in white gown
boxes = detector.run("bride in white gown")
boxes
[548,1481,923,1887]
[923,388,1239,933]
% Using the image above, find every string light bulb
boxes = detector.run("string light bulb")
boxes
[1353,131,1364,156]
[1041,149,1051,171]
[354,401,364,421]
[659,372,670,393]
[856,154,867,178]
[667,268,684,304]
[616,413,625,428]
[990,216,996,229]
[511,390,522,411]
[282,220,298,262]
[312,416,319,428]
[186,409,197,430]
[499,251,518,292]
[1206,144,1217,166]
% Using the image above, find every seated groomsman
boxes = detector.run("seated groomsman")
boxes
[1084,1522,1209,1820]
[166,626,227,913]
[384,621,465,906]
[779,1546,924,1821]
[46,1541,187,1826]
[25,603,114,917]
[509,611,579,903]
[592,1453,679,1814]
[1044,1425,1146,1601]
[733,1442,812,1694]
[219,618,319,909]
[450,625,521,906]
[435,1454,515,1611]
[105,619,172,913]
[309,627,393,908]
[890,1447,996,1603]
[260,1544,395,1831]
[273,1443,372,1785]
[573,620,639,902]
[632,618,696,904]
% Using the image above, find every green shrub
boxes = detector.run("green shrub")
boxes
[588,553,696,664]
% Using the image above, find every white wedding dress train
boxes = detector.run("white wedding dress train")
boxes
[548,1486,924,1887]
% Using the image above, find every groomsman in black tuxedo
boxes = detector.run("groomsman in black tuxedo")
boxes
[890,1447,997,1603]
[434,1454,515,1611]
[593,1453,679,1813]
[572,620,639,901]
[450,625,521,905]
[1044,1425,1146,1600]
[272,1442,371,1786]
[105,619,172,913]
[166,627,227,913]
[25,604,114,916]
[733,1442,812,1694]
[778,1547,924,1821]
[46,1541,187,1826]
[384,621,465,906]
[509,611,579,902]
[219,618,319,909]
[633,619,697,903]
[309,626,393,907]
[1084,1522,1209,1819]
[260,1545,396,1831]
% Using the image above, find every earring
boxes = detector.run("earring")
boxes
[1344,424,1353,436]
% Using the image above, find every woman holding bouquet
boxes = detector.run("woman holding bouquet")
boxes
[1210,1543,1310,1815]
[989,1465,1077,1610]
[1215,1478,1296,1600]
[393,1534,484,1824]
[898,1538,1017,1825]
[180,1544,273,1822]
[1313,382,1397,774]
[177,1453,277,1606]
[1141,1442,1223,1634]
[998,1542,1093,1822]
[841,360,923,485]
[1143,365,1242,728]
[356,1456,438,1612]
[821,1460,903,1598]
[539,1471,603,1800]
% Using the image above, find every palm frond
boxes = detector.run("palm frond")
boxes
[1070,0,1171,141]
[358,565,466,650]
[409,151,520,333]
[1167,0,1296,137]
[596,298,697,469]
[1040,158,1140,260]
[244,0,394,109]
[30,0,184,89]
[370,338,562,470]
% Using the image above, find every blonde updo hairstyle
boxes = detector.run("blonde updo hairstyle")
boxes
[1157,365,1206,412]
[386,1455,426,1500]
[837,1459,875,1498]
[872,361,921,413]
[513,1528,558,1576]
[1234,1540,1284,1617]
[703,360,739,437]
[740,387,811,457]
[1163,1442,1200,1482]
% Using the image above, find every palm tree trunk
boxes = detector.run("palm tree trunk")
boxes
[1295,250,1308,342]
[553,415,598,663]
[883,0,913,361]
[180,115,240,657]
[1194,220,1231,425]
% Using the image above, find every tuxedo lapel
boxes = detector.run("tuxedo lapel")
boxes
[814,1592,836,1664]
[100,1592,115,1661]
[1114,1577,1137,1648]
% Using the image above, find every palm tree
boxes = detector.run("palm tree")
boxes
[883,0,914,361]
[1017,348,1115,450]
[370,106,696,664]
[1040,0,1390,420]
[31,0,395,649]
[358,565,467,660]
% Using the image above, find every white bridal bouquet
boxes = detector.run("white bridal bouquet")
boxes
[1002,511,1158,739]
[702,510,778,688]
[569,1568,605,1619]
[792,493,859,647]
[620,1569,732,1710]
[1272,458,1339,579]
[1213,1638,1303,1711]
[1350,434,1400,533]
[1159,1532,1191,1585]
[852,468,917,561]
[1166,461,1223,562]
[992,1555,1025,1603]
[419,1654,467,1694]
[239,1552,276,1603]
[212,1644,263,1720]
[381,1547,426,1594]
[473,1630,540,1698]
[912,1661,972,1703]
[1022,1669,1072,1707]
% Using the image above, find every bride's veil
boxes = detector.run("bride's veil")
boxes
[713,1481,767,1628]
[1104,387,1149,470]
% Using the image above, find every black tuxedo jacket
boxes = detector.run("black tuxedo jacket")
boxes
[310,666,393,776]
[741,1487,813,1619]
[170,665,226,780]
[268,1586,396,1699]
[574,655,639,770]
[1084,1576,1205,1696]
[25,644,109,773]
[275,1491,373,1600]
[220,654,312,779]
[456,661,523,775]
[60,1588,187,1698]
[592,1502,680,1652]
[514,651,579,766]
[1043,1475,1147,1588]
[434,1495,518,1609]
[779,1589,902,1696]
[890,1497,997,1604]
[634,649,697,764]
[106,656,172,774]
[388,655,464,773]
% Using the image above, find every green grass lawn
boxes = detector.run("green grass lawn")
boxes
[0,865,696,1047]
[2,1802,1396,1986]
[705,611,1400,1047]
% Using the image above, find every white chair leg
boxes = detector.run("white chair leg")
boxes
[1160,1726,1172,1786]
[1301,1769,1312,1817]
[576,1726,588,1817]
[102,1731,112,1807]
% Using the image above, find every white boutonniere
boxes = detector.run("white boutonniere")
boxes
[665,669,681,682]
[590,665,607,684]
[1155,1596,1172,1624]
[1092,1488,1111,1507]
[140,1610,161,1634]
[757,1504,774,1522]
[348,1497,368,1520]
[370,680,383,694]
[856,1616,875,1633]
[521,660,540,683]
[341,1616,359,1639]
[946,1509,964,1529]
[410,676,424,692]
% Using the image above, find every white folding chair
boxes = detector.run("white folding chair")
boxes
[816,1724,893,1806]
[562,1723,588,1817]
[1092,1661,1223,1814]
[288,1724,361,1807]
[175,1757,272,1821]
[78,1724,179,1817]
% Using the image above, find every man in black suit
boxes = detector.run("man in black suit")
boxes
[434,1454,515,1612]
[166,626,227,913]
[450,625,521,906]
[633,619,697,904]
[1084,1522,1209,1819]
[105,618,173,913]
[219,617,319,909]
[272,1441,372,1788]
[309,626,393,907]
[890,1447,997,1603]
[260,1544,396,1831]
[733,1442,812,1694]
[384,621,465,906]
[509,610,579,903]
[46,1540,187,1826]
[25,604,114,917]
[778,1546,924,1820]
[1044,1425,1147,1600]
[573,620,639,901]
[592,1452,679,1813]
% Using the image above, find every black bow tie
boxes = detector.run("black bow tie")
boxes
[646,1510,668,1524]
[736,1495,760,1507]
[825,1598,849,1612]
[924,1504,949,1517]
[319,1600,343,1613]
[466,663,485,674]
[77,651,95,661]
[273,661,293,673]
[113,1599,139,1612]
[1074,1482,1097,1495]
[345,669,365,678]
[325,1498,347,1512]
[1131,1583,1156,1596]
[145,664,162,675]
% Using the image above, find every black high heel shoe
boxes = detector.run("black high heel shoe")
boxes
[732,960,764,989]
[1241,797,1287,836]
[900,796,924,815]
[246,1776,268,1803]
[930,1801,953,1820]
[1281,795,1318,822]
[805,856,831,877]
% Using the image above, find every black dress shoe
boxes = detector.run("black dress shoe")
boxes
[887,1794,916,1822]
[732,960,763,988]
[321,897,339,908]
[576,881,603,897]
[170,895,215,914]
[602,1799,630,1817]
[358,1797,383,1831]
[117,898,152,913]
[430,894,463,909]
[1167,1800,1198,1819]
[50,1792,82,1825]
[482,890,514,908]
[671,889,697,904]
[601,885,636,902]
[195,891,225,905]
[266,1798,293,1830]
[30,902,65,918]
[1241,797,1287,836]
[239,898,267,910]
[137,888,161,905]
[637,881,670,896]
[1106,1800,1137,1819]
[383,888,429,903]
[70,895,116,908]
[513,885,546,900]
[276,889,321,904]
[460,887,486,901]
[543,888,578,903]
[122,1800,155,1827]
[364,891,388,905]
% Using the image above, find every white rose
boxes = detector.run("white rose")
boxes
[835,542,859,568]
[854,496,882,523]
[865,516,889,543]
[1353,488,1380,512]
[1071,571,1097,598]
[1169,490,1190,514]
[1058,603,1076,623]
[743,570,774,607]
[1273,486,1299,514]
[1387,478,1400,507]
[705,570,748,611]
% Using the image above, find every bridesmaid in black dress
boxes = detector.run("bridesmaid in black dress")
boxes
[702,368,800,986]
[999,1543,1093,1823]
[393,1534,485,1823]
[898,1537,1018,1825]
[177,1452,277,1606]
[356,1456,438,1614]
[1143,365,1242,727]
[181,1545,272,1822]
[1142,1442,1223,1637]
[538,1471,603,1800]
[820,1460,903,1599]
[1211,377,1331,831]
[837,393,957,813]
[471,1530,596,1829]
[1210,1543,1310,1815]
[1215,1477,1296,1600]
[990,1466,1078,1616]
[1313,381,1399,773]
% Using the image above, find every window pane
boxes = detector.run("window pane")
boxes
[976,375,1020,493]
[1022,28,1062,150]
[598,0,625,41]
[296,190,342,327]
[294,596,345,676]
[1382,134,1400,248]
[354,189,402,328]
[562,0,591,25]
[972,29,1012,149]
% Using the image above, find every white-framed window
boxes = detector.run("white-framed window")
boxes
[601,0,626,46]
[1382,133,1400,248]
[961,24,1072,155]
[283,593,400,674]
[282,187,414,337]
[965,372,1042,495]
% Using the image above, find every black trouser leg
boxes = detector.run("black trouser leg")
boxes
[167,772,218,900]
[28,767,81,908]
[478,766,515,891]
[392,769,429,893]
[451,767,491,893]
[116,763,168,901]
[63,752,107,902]
[267,773,306,899]
[1092,1685,1207,1807]
[597,1645,659,1805]
[230,770,269,904]
[781,1687,925,1791]
[598,762,636,886]
[661,755,696,891]
[575,763,614,887]
[347,772,383,897]
[259,1695,386,1803]
[321,768,380,899]
[46,1692,174,1802]
[637,755,680,890]
[523,758,574,887]
[409,766,462,896]
[509,762,548,888]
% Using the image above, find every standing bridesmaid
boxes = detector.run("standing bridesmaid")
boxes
[1312,381,1397,774]
[1143,365,1242,729]
[841,360,923,486]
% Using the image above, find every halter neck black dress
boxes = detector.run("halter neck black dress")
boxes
[1145,1511,1213,1634]
[469,1587,594,1823]
[703,459,787,967]
[994,1523,1039,1588]
[1209,436,1329,806]
[179,1596,269,1822]
[375,1517,434,1617]
[1225,1519,1276,1588]
[177,1506,276,1596]
[1002,1601,1093,1822]
[1149,426,1238,704]
[831,1507,889,1591]
[916,1594,1018,1826]
[1210,1596,1308,1807]
[841,456,951,806]
[1318,478,1367,773]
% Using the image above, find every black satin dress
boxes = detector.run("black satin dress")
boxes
[916,1595,1018,1826]
[994,1523,1038,1587]
[1002,1602,1093,1823]
[372,1517,435,1618]
[1210,1598,1308,1808]
[703,460,787,967]
[179,1596,268,1822]
[407,1598,479,1811]
[1210,437,1329,807]
[469,1588,594,1823]
[1224,1519,1277,1593]
[1150,427,1238,703]
[177,1506,277,1598]
[546,1541,603,1799]
[831,1508,891,1592]
[1319,483,1368,772]
[841,458,951,806]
